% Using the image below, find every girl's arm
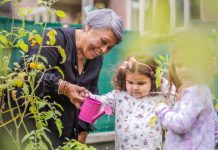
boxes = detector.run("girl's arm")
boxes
[155,85,208,134]
[89,90,118,113]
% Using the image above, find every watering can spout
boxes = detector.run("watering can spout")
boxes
[91,105,112,123]
[92,111,105,123]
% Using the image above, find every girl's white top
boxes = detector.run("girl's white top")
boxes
[91,90,163,150]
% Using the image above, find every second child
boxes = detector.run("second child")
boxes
[155,31,217,150]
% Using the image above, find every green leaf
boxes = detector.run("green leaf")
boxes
[155,68,163,89]
[38,101,47,109]
[0,44,5,49]
[0,76,6,80]
[158,55,165,61]
[54,102,64,111]
[149,116,157,128]
[0,0,11,5]
[50,37,56,46]
[215,102,218,111]
[37,55,48,64]
[155,59,162,65]
[13,62,20,68]
[39,140,48,150]
[46,41,50,45]
[17,40,28,52]
[57,46,66,64]
[7,72,16,79]
[88,146,97,150]
[43,95,51,100]
[47,29,57,46]
[35,34,42,45]
[32,29,37,33]
[155,78,161,89]
[45,111,53,120]
[22,130,35,143]
[22,83,29,95]
[29,70,37,77]
[41,132,53,150]
[0,83,8,89]
[54,110,62,116]
[0,34,8,45]
[53,66,64,78]
[18,7,32,17]
[55,10,66,18]
[24,141,35,150]
[55,118,63,137]
[18,28,27,37]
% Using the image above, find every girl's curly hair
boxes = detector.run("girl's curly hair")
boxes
[112,55,160,94]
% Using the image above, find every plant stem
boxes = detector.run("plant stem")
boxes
[4,0,16,76]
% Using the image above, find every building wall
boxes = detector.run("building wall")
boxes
[201,0,218,21]
[14,0,38,19]
[108,0,127,29]
[89,141,115,150]
[52,3,81,24]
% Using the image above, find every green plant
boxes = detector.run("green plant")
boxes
[56,139,96,150]
[155,54,169,89]
[0,0,96,149]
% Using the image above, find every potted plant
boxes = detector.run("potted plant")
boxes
[0,0,96,149]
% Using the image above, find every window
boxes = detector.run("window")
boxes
[127,0,170,35]
[143,0,153,32]
[126,0,140,31]
[170,0,190,30]
[170,0,201,31]
[190,0,200,20]
[127,0,155,33]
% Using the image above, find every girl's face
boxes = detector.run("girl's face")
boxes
[126,72,152,99]
[79,28,118,59]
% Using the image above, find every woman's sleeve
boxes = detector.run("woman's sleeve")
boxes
[155,86,206,134]
[90,90,118,113]
[89,76,100,94]
[19,29,64,97]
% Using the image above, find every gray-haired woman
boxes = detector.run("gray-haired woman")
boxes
[20,8,123,147]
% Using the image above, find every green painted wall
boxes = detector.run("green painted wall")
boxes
[1,17,217,133]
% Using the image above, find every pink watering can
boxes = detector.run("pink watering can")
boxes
[78,97,112,124]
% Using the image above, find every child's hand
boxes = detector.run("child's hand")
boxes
[156,102,168,109]
[78,89,90,98]
[159,98,174,107]
[155,102,169,116]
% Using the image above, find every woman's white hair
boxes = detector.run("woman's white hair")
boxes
[84,8,123,43]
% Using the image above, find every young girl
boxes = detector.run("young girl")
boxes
[155,31,217,150]
[90,55,163,150]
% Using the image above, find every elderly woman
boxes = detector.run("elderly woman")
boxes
[20,8,123,147]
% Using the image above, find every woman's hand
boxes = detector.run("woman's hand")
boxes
[58,80,88,108]
[66,84,88,108]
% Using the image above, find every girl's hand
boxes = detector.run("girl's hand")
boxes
[155,102,169,116]
[78,89,90,98]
